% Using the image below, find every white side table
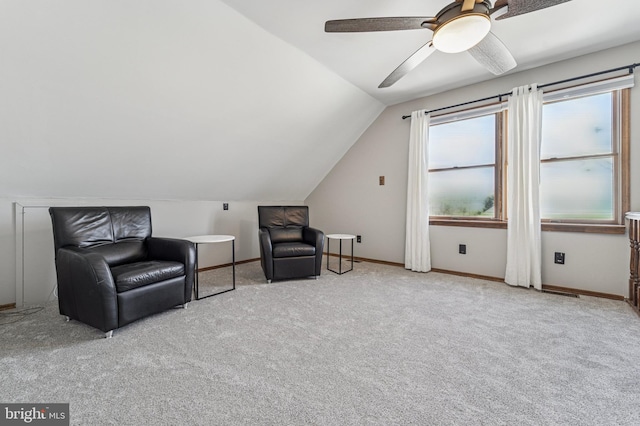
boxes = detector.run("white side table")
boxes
[326,234,355,275]
[184,235,235,300]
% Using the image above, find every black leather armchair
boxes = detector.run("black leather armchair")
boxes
[49,206,195,338]
[258,206,324,283]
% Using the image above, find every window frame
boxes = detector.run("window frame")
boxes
[539,90,620,225]
[427,86,630,235]
[427,108,504,221]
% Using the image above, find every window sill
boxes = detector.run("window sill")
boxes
[541,223,625,234]
[430,218,507,229]
[429,218,626,235]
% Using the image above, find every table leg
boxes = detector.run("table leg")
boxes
[339,239,343,274]
[327,237,354,275]
[350,238,354,272]
[327,237,331,272]
[196,239,236,300]
[194,243,200,300]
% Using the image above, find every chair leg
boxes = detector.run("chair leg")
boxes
[105,330,113,339]
[183,302,189,309]
[64,316,70,322]
[267,279,272,284]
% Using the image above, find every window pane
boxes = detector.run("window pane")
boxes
[540,158,614,220]
[429,167,495,217]
[429,114,495,169]
[541,93,612,158]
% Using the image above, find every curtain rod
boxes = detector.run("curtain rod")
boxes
[401,62,639,120]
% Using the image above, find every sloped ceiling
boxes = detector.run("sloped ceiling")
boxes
[220,0,640,105]
[0,0,384,202]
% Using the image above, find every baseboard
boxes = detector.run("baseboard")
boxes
[0,303,16,311]
[541,284,624,301]
[198,257,260,273]
[341,258,625,302]
[324,252,403,267]
[199,254,625,302]
[430,268,505,283]
[430,267,624,301]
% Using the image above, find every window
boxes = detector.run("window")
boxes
[540,92,621,223]
[426,78,630,233]
[428,113,500,218]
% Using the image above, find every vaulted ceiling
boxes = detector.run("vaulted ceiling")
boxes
[0,0,383,202]
[1,0,638,202]
[220,0,640,105]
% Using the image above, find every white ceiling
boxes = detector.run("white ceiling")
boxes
[220,0,640,105]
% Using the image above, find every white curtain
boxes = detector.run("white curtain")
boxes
[405,110,431,272]
[505,84,543,289]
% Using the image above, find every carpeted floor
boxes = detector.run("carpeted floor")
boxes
[2,259,640,425]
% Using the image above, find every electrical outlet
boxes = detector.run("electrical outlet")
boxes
[379,176,385,185]
[356,235,362,243]
[223,203,229,210]
[554,252,565,264]
[459,244,466,255]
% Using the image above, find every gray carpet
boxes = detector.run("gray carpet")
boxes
[2,260,640,425]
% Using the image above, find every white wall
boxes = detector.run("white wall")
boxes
[306,41,640,297]
[0,202,16,305]
[0,0,385,306]
[1,198,302,306]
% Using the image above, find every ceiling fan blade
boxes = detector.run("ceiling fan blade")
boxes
[467,32,517,75]
[489,0,509,17]
[379,41,437,88]
[495,0,572,20]
[325,17,436,33]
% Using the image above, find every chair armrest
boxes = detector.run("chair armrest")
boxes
[55,248,118,332]
[146,237,196,302]
[258,228,274,280]
[147,237,195,263]
[303,227,325,251]
[303,227,325,276]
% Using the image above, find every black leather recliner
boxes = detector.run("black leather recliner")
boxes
[258,206,324,283]
[49,206,195,338]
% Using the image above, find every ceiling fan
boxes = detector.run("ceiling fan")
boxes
[325,0,572,88]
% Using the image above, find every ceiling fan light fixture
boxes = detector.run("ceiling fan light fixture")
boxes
[432,13,491,53]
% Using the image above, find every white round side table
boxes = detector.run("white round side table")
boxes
[184,235,235,300]
[326,234,355,275]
